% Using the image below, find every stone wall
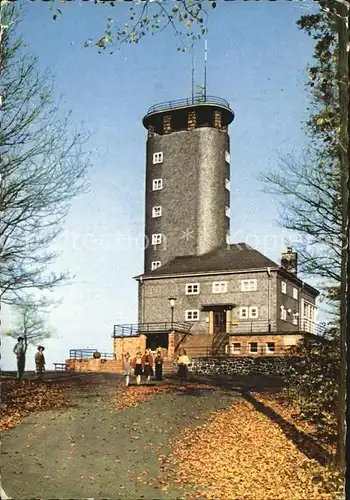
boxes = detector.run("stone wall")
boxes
[189,356,294,377]
[66,358,123,372]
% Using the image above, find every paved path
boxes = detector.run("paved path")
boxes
[1,374,239,499]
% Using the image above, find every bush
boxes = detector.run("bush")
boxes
[284,335,339,441]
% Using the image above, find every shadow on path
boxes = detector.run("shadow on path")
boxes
[241,391,333,467]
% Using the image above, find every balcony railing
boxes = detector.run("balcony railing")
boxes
[69,349,115,360]
[113,322,193,338]
[145,95,232,116]
[229,318,333,340]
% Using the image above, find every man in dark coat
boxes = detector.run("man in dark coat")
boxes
[13,336,26,380]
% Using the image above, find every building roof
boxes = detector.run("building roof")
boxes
[141,243,279,276]
[135,243,319,297]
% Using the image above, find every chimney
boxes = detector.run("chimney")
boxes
[281,247,297,275]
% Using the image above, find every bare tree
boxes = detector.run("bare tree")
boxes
[0,5,90,305]
[6,303,52,373]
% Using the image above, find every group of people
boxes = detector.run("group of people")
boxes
[13,336,46,380]
[122,347,190,386]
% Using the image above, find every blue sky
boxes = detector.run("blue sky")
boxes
[1,0,320,370]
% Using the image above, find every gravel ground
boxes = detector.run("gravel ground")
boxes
[1,373,239,500]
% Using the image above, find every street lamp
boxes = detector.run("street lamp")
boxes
[168,297,177,329]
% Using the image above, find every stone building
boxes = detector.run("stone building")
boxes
[113,95,321,360]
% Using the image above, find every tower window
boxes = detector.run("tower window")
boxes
[281,281,287,294]
[212,281,227,294]
[151,261,161,270]
[185,310,200,321]
[225,179,231,191]
[280,306,287,321]
[152,179,163,191]
[151,233,162,245]
[152,206,162,218]
[226,231,230,245]
[153,152,163,164]
[293,287,298,300]
[225,151,230,164]
[225,206,231,218]
[185,283,200,295]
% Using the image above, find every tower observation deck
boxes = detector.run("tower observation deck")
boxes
[142,95,235,275]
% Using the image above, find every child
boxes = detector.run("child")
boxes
[133,351,143,386]
[141,348,154,383]
[35,346,45,380]
[122,353,132,387]
[177,349,190,386]
[154,348,163,381]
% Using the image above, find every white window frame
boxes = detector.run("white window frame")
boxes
[151,261,161,270]
[239,307,249,319]
[231,342,241,354]
[151,233,162,245]
[266,342,275,354]
[185,309,199,321]
[293,287,298,300]
[185,283,200,295]
[225,206,231,218]
[152,206,162,218]
[280,307,287,321]
[249,342,258,354]
[292,315,298,325]
[225,178,231,191]
[212,281,227,294]
[152,179,163,191]
[153,152,163,164]
[225,151,231,164]
[281,281,287,294]
[249,306,259,319]
[240,279,257,292]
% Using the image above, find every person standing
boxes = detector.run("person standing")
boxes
[35,346,46,380]
[122,352,132,387]
[13,336,26,380]
[133,351,143,386]
[154,348,163,381]
[141,348,154,383]
[177,349,190,386]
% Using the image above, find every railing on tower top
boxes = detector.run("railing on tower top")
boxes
[145,95,232,116]
[113,322,193,338]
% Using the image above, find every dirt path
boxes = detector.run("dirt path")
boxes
[1,374,237,499]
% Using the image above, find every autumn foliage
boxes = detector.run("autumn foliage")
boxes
[0,378,72,431]
[283,338,339,443]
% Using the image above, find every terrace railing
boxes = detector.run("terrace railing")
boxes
[145,95,232,116]
[69,349,115,360]
[113,322,193,338]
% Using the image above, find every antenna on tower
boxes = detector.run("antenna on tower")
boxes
[191,43,195,103]
[204,39,207,100]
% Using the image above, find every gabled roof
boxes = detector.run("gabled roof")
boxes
[134,243,319,297]
[140,243,279,277]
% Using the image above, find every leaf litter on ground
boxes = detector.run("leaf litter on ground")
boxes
[158,396,343,500]
[0,378,73,431]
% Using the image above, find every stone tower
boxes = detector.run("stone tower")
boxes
[142,96,235,274]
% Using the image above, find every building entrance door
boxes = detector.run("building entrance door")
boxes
[214,311,226,334]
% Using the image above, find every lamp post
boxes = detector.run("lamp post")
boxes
[168,297,176,330]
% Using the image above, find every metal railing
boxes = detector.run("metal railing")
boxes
[145,95,232,116]
[113,322,193,338]
[229,318,332,340]
[69,349,115,360]
[184,344,306,358]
